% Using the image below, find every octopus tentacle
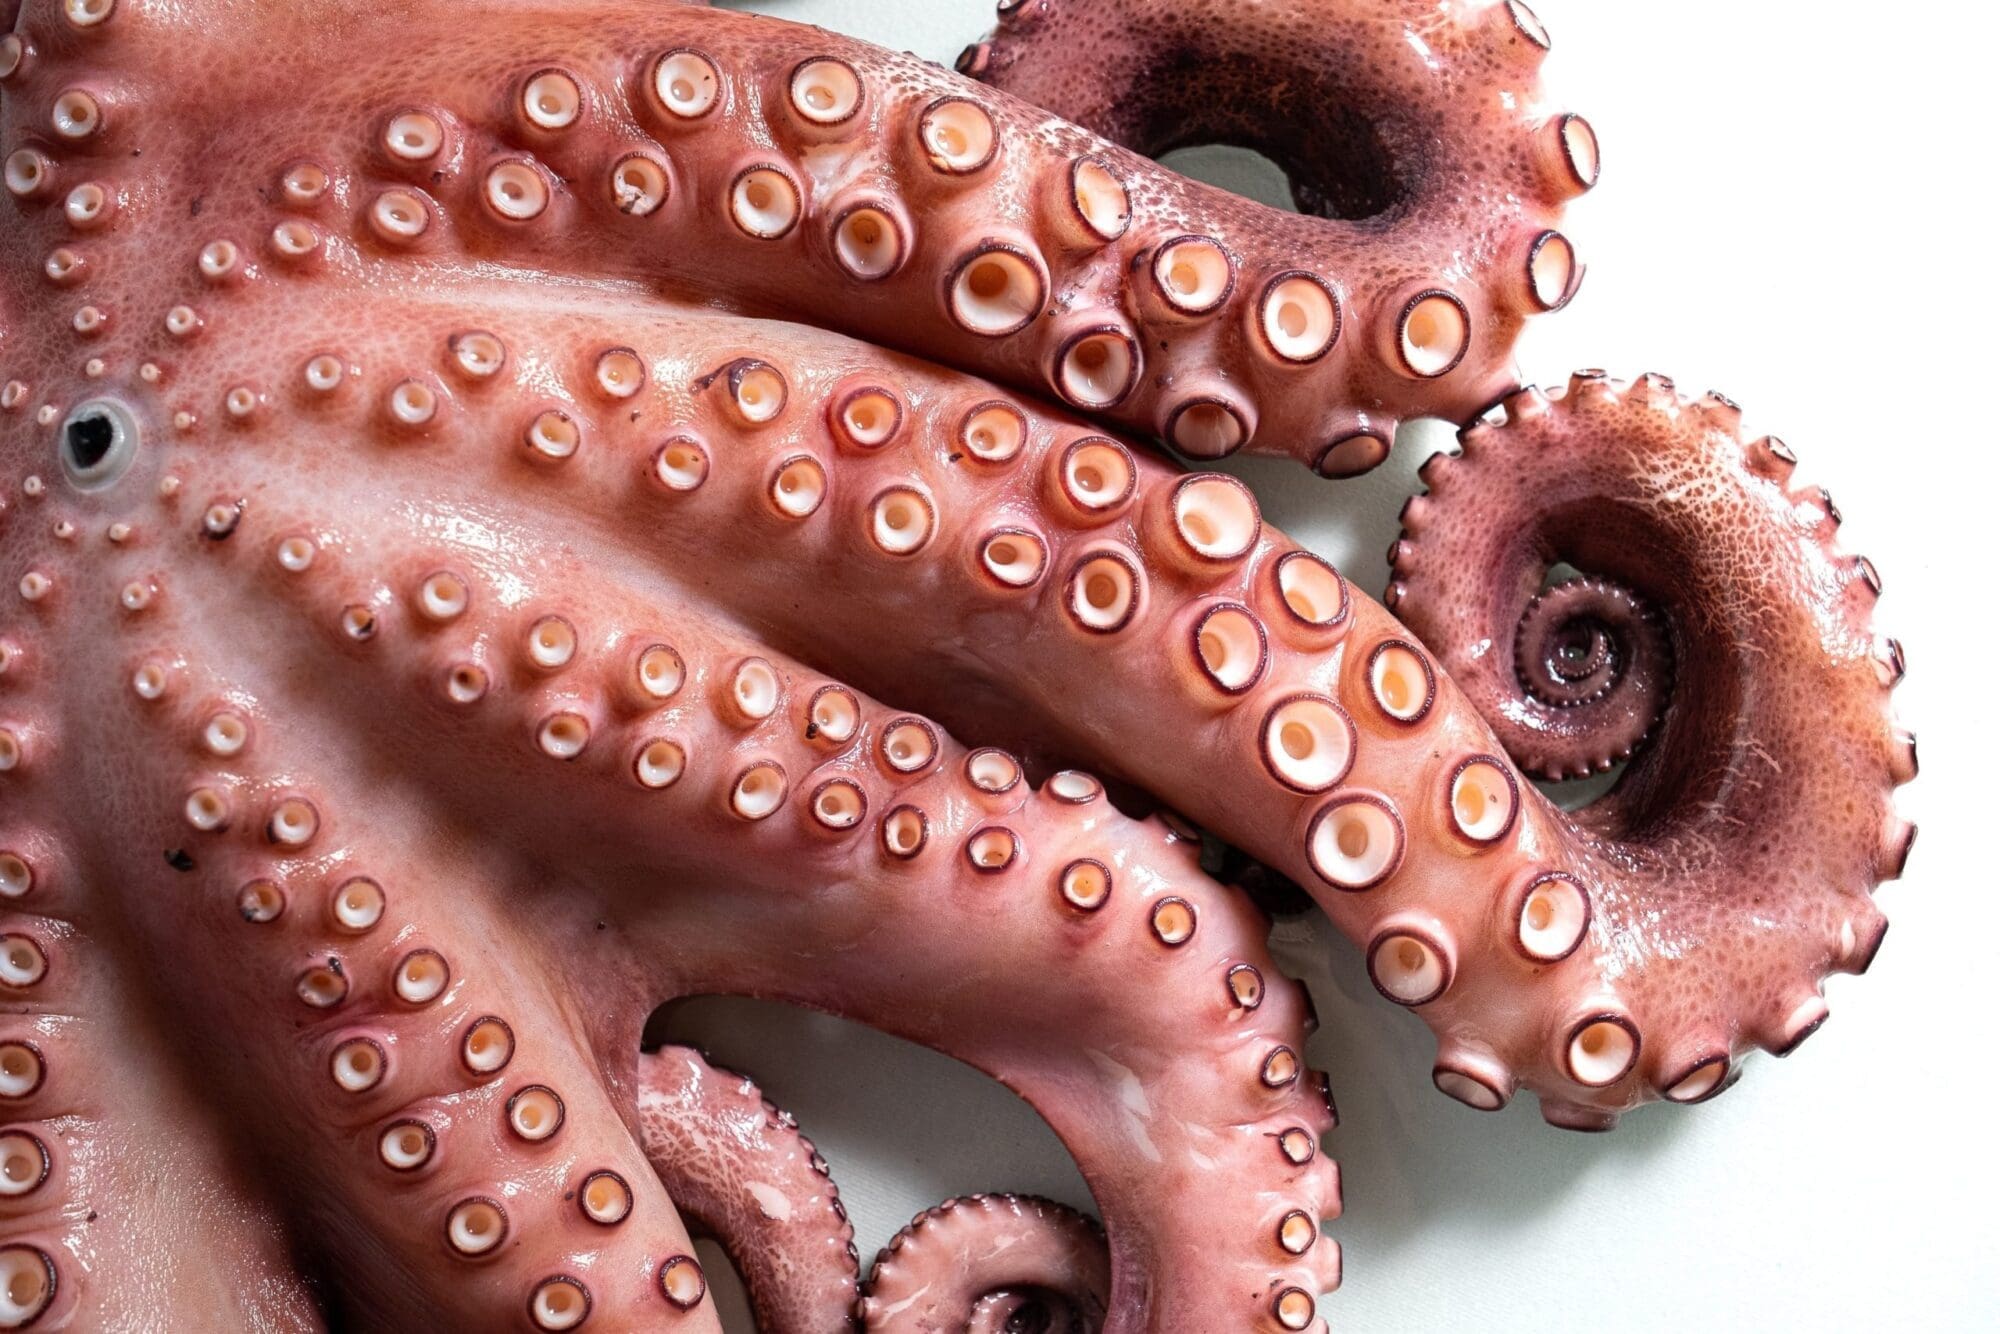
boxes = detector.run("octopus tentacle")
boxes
[0,0,1577,475]
[1385,374,1913,1116]
[195,289,1898,1128]
[965,0,1593,470]
[0,0,1918,1321]
[119,359,1339,1331]
[860,1193,1111,1332]
[1,491,320,1329]
[0,811,319,1328]
[635,1044,860,1334]
[1490,573,1671,778]
[50,607,719,1327]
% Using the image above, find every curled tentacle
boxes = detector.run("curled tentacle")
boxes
[1503,574,1671,777]
[968,0,1593,470]
[860,1193,1109,1333]
[1388,373,1912,1116]
[636,1045,860,1334]
[115,260,1905,1136]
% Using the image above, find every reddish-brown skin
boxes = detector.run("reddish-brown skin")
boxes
[0,0,1910,1330]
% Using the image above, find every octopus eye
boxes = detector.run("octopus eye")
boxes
[59,397,139,490]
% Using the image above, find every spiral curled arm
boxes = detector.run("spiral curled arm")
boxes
[860,1193,1111,1333]
[1388,372,1912,1122]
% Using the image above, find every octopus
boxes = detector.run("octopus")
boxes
[0,0,1914,1329]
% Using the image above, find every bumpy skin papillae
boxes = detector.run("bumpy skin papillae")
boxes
[0,0,1909,1327]
[2,294,1341,1331]
[861,1192,1111,1332]
[636,1045,860,1333]
[3,0,1580,475]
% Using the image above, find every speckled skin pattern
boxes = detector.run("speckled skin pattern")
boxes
[0,0,1910,1330]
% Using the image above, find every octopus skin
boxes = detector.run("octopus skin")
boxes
[0,0,1913,1330]
[637,1046,861,1332]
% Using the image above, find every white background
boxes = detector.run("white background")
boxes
[681,2,1999,1328]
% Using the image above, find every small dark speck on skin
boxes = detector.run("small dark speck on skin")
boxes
[947,452,963,463]
[432,170,444,185]
[563,1190,575,1201]
[595,920,607,931]
[629,410,641,422]
[165,848,196,872]
[804,721,820,740]
[86,1211,97,1222]
[327,956,344,975]
[190,196,203,216]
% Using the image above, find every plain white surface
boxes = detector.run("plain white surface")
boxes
[678,2,1998,1328]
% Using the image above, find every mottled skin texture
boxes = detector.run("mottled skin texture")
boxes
[0,0,1910,1330]
[637,1046,859,1332]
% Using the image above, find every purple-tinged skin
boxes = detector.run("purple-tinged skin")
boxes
[0,0,1909,1328]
